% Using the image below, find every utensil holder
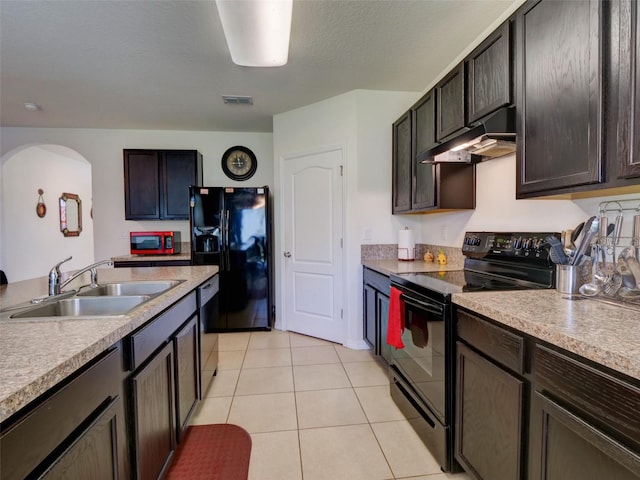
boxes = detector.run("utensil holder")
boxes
[556,264,584,295]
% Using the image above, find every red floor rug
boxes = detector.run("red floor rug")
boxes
[166,424,252,480]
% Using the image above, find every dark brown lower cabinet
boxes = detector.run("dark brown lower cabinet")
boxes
[174,315,200,441]
[531,393,640,479]
[363,283,377,349]
[455,341,525,480]
[529,345,640,479]
[362,267,391,362]
[40,397,123,480]
[0,347,127,480]
[131,342,176,480]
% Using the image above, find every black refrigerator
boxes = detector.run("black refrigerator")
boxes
[189,186,272,332]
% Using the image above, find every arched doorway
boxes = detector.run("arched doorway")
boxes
[1,144,94,282]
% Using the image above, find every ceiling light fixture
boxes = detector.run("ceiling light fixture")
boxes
[23,102,42,111]
[215,0,293,67]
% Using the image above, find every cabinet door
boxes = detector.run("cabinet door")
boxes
[412,91,437,210]
[377,292,391,363]
[131,342,176,480]
[436,63,465,141]
[162,151,199,219]
[467,21,512,123]
[456,341,525,480]
[174,315,200,442]
[530,392,640,480]
[39,397,123,480]
[363,283,377,351]
[516,0,603,197]
[124,150,160,220]
[616,0,640,179]
[392,111,412,213]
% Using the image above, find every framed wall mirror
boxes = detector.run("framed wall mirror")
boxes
[59,192,82,237]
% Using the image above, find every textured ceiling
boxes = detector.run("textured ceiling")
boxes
[0,0,521,132]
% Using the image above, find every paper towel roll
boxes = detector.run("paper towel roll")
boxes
[398,228,415,261]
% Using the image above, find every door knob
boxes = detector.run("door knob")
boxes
[284,251,291,258]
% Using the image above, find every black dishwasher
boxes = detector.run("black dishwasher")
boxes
[197,275,219,395]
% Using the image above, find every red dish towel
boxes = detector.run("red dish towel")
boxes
[387,286,405,349]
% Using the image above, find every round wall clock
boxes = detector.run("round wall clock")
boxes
[221,146,257,181]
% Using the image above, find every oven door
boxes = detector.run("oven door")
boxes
[390,290,447,423]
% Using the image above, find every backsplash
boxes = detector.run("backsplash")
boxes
[361,243,465,267]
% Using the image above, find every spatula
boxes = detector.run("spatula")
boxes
[546,236,568,264]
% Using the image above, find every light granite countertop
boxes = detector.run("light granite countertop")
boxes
[453,290,640,382]
[0,265,218,422]
[111,252,191,262]
[362,259,464,276]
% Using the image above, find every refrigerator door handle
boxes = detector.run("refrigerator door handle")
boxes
[220,209,226,270]
[225,209,231,270]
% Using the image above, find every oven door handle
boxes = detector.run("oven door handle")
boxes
[400,294,444,317]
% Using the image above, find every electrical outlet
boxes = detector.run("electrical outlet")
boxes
[363,227,372,241]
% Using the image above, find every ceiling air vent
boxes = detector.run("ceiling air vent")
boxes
[222,95,253,105]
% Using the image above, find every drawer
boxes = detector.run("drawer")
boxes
[1,346,121,480]
[363,267,390,293]
[534,344,640,450]
[126,291,197,371]
[457,309,525,374]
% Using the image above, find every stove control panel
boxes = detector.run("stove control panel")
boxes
[463,231,560,260]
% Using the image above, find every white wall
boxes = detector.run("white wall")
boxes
[1,144,94,282]
[0,128,273,264]
[274,89,420,348]
[414,155,638,247]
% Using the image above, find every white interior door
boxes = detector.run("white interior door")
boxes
[282,147,344,343]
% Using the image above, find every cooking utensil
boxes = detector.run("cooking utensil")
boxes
[619,247,640,289]
[546,236,568,264]
[571,222,584,245]
[618,287,640,299]
[613,212,624,246]
[579,282,601,297]
[617,256,636,289]
[572,216,598,266]
[579,244,602,297]
[633,209,640,258]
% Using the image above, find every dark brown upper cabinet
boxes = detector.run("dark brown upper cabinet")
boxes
[616,0,640,180]
[392,111,412,214]
[392,91,475,215]
[412,91,437,210]
[515,0,604,198]
[467,21,512,124]
[124,149,203,220]
[436,63,466,141]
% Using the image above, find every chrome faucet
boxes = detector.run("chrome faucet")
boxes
[48,257,113,295]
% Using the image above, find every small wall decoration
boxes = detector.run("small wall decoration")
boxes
[36,189,46,218]
[59,192,82,237]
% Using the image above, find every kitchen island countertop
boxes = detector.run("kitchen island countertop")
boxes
[0,265,218,422]
[453,290,640,382]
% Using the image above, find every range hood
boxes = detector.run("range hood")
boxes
[418,106,516,164]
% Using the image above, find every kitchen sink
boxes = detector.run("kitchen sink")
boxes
[76,280,184,297]
[10,295,151,318]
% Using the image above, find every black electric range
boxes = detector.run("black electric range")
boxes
[390,231,558,301]
[388,231,558,473]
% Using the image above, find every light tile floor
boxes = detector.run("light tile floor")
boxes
[192,330,473,480]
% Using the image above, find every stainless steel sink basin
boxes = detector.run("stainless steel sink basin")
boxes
[76,280,183,297]
[10,295,151,318]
